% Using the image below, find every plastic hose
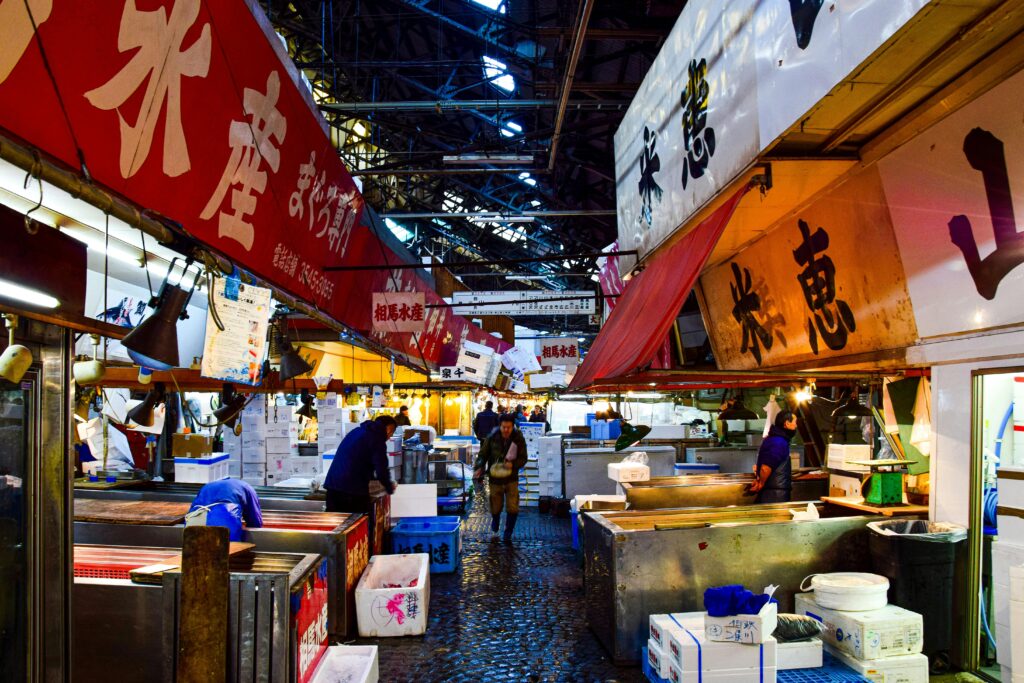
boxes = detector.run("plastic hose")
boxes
[981,586,998,652]
[995,403,1015,462]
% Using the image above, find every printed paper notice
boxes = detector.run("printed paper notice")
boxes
[201,278,272,385]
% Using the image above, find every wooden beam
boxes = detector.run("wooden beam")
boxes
[97,367,345,393]
[0,303,129,340]
[177,525,229,683]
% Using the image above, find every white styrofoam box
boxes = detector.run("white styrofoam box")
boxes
[310,644,379,683]
[386,436,402,454]
[829,472,864,498]
[319,423,342,440]
[321,453,335,474]
[263,420,298,440]
[538,436,562,455]
[265,471,287,485]
[607,461,650,482]
[571,494,627,512]
[227,461,242,478]
[1012,595,1024,675]
[242,463,267,479]
[647,425,687,440]
[266,437,299,455]
[667,627,778,677]
[649,613,705,650]
[355,554,430,637]
[795,593,923,660]
[538,482,562,497]
[241,433,266,450]
[778,639,823,670]
[241,416,268,434]
[288,456,321,478]
[648,638,671,679]
[242,476,265,487]
[998,621,1012,667]
[1001,506,1024,547]
[389,484,437,518]
[266,455,289,474]
[174,453,229,484]
[704,603,777,644]
[827,443,872,472]
[825,646,928,683]
[667,660,777,683]
[1012,565,1024,603]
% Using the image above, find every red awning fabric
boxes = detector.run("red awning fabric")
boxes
[570,187,749,389]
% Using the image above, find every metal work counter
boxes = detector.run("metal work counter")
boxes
[583,502,904,663]
[684,446,760,473]
[74,549,327,683]
[620,471,828,509]
[563,446,676,498]
[73,509,368,638]
[75,482,326,511]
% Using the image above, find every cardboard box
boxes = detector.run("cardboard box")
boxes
[825,646,928,683]
[172,433,213,458]
[778,639,822,670]
[607,461,650,482]
[705,602,777,644]
[795,592,923,660]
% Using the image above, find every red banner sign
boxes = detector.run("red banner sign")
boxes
[0,0,507,368]
[293,558,329,683]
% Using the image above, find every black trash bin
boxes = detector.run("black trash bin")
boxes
[868,520,967,673]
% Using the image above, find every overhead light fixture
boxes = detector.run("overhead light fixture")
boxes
[615,422,652,452]
[73,334,106,385]
[832,389,873,419]
[0,277,60,309]
[213,383,247,435]
[794,387,815,404]
[442,154,533,165]
[352,121,368,137]
[296,388,316,421]
[275,317,313,381]
[719,393,759,421]
[127,382,165,427]
[0,314,32,383]
[122,260,198,371]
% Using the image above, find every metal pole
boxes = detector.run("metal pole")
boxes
[380,209,616,219]
[324,250,636,272]
[548,0,596,172]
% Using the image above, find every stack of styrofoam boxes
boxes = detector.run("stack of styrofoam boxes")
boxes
[517,422,545,507]
[456,340,500,386]
[994,468,1024,682]
[264,402,299,486]
[647,611,779,681]
[239,394,268,486]
[221,426,243,479]
[316,393,347,475]
[1009,566,1024,683]
[537,435,563,499]
[795,591,928,681]
[826,443,872,499]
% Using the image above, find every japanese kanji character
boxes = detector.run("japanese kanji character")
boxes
[388,303,399,321]
[948,127,1024,300]
[637,126,663,228]
[397,303,410,321]
[410,303,424,321]
[374,304,388,322]
[680,57,716,189]
[1,0,52,85]
[289,151,316,219]
[441,368,452,379]
[730,262,773,365]
[793,219,856,353]
[201,71,287,251]
[85,0,211,178]
[307,171,327,231]
[327,189,360,256]
[432,542,450,566]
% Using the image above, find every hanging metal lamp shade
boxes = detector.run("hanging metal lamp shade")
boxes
[832,395,874,419]
[122,285,190,371]
[275,324,313,381]
[214,384,247,432]
[615,422,652,452]
[719,400,758,421]
[126,383,165,427]
[295,388,316,420]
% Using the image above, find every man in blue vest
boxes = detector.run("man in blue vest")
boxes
[188,478,263,541]
[750,411,798,504]
[324,415,398,514]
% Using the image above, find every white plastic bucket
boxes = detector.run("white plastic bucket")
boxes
[800,572,889,611]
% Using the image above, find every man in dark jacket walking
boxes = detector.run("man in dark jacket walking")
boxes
[473,401,500,442]
[750,410,798,503]
[325,415,399,513]
[473,414,528,543]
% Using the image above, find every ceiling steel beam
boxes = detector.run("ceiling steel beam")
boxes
[320,99,625,112]
[548,0,595,172]
[380,209,615,218]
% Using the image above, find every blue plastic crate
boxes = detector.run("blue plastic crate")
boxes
[778,652,872,682]
[571,511,580,550]
[391,519,461,573]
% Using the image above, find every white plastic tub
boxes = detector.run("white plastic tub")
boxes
[355,554,430,637]
[800,572,889,611]
[310,644,379,683]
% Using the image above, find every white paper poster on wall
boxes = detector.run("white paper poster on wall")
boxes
[754,0,929,145]
[200,278,273,385]
[877,68,1024,339]
[615,0,760,263]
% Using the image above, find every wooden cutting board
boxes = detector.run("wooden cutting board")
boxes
[74,499,192,525]
[129,542,255,585]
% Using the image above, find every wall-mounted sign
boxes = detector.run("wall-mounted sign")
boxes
[877,68,1024,339]
[616,0,929,263]
[450,290,596,316]
[371,292,425,333]
[201,278,272,385]
[540,338,581,367]
[698,167,918,370]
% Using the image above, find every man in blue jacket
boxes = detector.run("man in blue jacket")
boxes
[750,410,798,504]
[188,478,263,541]
[324,415,398,514]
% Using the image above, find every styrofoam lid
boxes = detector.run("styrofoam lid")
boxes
[810,572,889,593]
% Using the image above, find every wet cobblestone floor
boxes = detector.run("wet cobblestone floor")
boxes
[348,486,645,682]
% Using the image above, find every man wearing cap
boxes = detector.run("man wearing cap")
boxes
[473,414,528,544]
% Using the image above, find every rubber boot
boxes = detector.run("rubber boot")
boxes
[502,513,518,544]
[490,514,501,541]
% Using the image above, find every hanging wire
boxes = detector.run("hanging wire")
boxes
[22,151,43,233]
[138,223,155,300]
